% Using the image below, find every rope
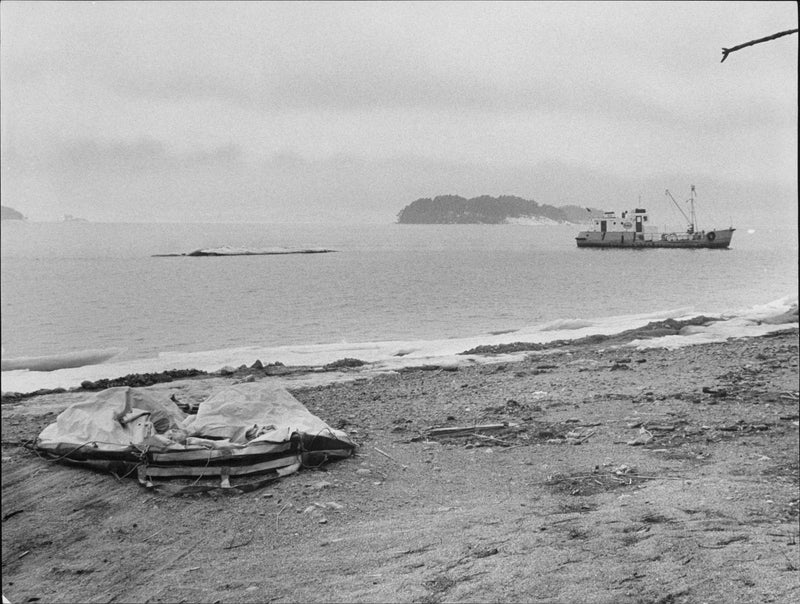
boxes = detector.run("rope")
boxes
[187,449,215,488]
[31,440,99,463]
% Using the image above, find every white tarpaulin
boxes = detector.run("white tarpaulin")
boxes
[36,382,354,491]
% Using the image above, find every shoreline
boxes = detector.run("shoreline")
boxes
[2,329,798,602]
[4,324,796,404]
[2,302,797,398]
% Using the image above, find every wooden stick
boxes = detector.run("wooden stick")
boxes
[428,423,510,436]
[474,434,513,445]
[374,447,399,462]
[721,29,798,62]
[374,447,408,469]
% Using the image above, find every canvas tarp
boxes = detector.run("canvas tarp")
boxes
[182,382,347,445]
[35,382,354,490]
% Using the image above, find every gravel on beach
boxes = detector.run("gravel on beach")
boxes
[2,329,798,604]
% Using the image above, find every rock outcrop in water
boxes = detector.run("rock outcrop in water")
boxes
[153,246,336,257]
[396,195,601,224]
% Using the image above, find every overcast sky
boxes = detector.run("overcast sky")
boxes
[1,1,797,224]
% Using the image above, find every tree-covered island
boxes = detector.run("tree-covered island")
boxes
[396,195,600,224]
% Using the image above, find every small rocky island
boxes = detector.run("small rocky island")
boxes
[153,246,336,257]
[397,195,600,224]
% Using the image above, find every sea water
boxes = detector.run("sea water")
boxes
[1,220,797,392]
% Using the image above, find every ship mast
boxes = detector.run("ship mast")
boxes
[665,188,693,233]
[689,185,697,233]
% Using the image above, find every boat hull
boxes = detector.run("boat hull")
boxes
[575,228,735,249]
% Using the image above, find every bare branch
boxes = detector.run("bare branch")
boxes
[721,28,798,63]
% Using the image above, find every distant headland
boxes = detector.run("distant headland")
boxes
[396,195,603,225]
[1,205,26,221]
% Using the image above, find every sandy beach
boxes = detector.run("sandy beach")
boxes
[2,328,798,603]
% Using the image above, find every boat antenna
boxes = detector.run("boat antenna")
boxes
[665,188,692,229]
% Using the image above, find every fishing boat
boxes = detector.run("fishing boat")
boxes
[575,186,735,249]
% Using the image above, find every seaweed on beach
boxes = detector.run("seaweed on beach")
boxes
[545,466,656,496]
[79,369,209,390]
[323,358,367,370]
[459,316,722,356]
[0,369,211,403]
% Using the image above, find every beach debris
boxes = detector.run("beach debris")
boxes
[702,386,728,398]
[302,501,343,525]
[566,430,596,445]
[398,364,450,373]
[545,465,654,496]
[548,429,596,445]
[374,446,408,469]
[626,427,654,446]
[425,418,607,449]
[646,423,677,432]
[717,422,769,432]
[428,423,513,437]
[35,383,356,493]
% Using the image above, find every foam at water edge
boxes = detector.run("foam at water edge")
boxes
[2,297,796,395]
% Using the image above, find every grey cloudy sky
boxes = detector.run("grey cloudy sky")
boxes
[1,1,797,224]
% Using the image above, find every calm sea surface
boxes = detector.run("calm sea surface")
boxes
[1,221,797,362]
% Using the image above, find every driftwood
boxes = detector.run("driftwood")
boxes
[428,423,514,437]
[721,29,798,63]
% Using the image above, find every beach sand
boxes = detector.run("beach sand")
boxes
[2,329,798,603]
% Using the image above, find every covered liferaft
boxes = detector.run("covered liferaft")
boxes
[35,382,355,493]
